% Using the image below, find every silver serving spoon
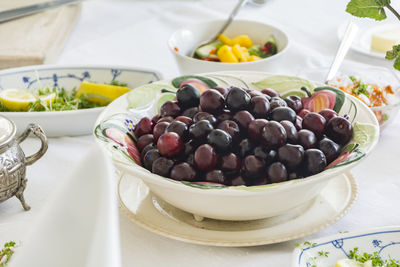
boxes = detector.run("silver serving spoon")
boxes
[326,21,359,81]
[190,0,248,58]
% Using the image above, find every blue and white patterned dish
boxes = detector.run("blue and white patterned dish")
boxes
[0,65,162,137]
[292,226,400,266]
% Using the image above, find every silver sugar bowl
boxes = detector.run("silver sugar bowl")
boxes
[0,116,48,210]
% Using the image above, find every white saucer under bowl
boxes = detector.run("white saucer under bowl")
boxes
[118,172,358,247]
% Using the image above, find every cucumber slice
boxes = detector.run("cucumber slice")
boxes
[195,42,219,58]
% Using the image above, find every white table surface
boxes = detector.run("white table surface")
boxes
[1,0,400,266]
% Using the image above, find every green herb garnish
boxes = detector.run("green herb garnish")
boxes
[109,80,128,87]
[349,247,400,266]
[0,241,16,266]
[248,44,268,58]
[352,82,370,97]
[0,87,103,112]
[318,251,329,257]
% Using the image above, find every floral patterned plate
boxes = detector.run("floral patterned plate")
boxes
[94,71,379,221]
[292,226,400,266]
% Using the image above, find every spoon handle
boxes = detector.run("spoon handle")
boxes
[214,0,249,38]
[326,21,359,82]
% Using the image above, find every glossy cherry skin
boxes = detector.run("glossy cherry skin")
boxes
[199,89,225,114]
[241,155,266,179]
[153,121,170,141]
[182,107,199,118]
[297,109,310,119]
[225,87,251,111]
[270,107,296,123]
[193,112,217,126]
[204,170,226,184]
[267,162,288,183]
[277,144,304,170]
[261,88,279,98]
[170,162,197,181]
[250,96,270,118]
[166,120,188,139]
[160,101,181,117]
[284,95,303,113]
[325,117,353,145]
[219,153,241,172]
[143,149,161,170]
[176,84,200,109]
[189,120,214,142]
[280,120,298,144]
[261,121,287,149]
[207,129,232,152]
[302,112,326,136]
[297,129,317,149]
[233,110,254,131]
[318,138,341,163]
[152,157,174,177]
[134,117,153,138]
[157,132,183,157]
[304,149,327,175]
[194,144,217,171]
[248,119,268,140]
[175,116,193,126]
[217,120,240,141]
[319,109,337,123]
[137,134,154,152]
[216,109,233,122]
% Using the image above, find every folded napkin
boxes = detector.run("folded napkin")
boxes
[9,145,121,267]
[0,1,81,69]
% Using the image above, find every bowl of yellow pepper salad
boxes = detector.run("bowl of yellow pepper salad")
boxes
[168,20,289,74]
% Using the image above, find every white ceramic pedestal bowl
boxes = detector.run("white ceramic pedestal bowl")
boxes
[95,71,379,221]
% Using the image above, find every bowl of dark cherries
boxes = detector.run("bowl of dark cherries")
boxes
[96,72,380,221]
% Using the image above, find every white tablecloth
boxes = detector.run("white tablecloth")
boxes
[1,0,400,266]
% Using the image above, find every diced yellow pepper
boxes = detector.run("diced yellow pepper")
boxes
[232,44,248,62]
[240,46,250,61]
[232,35,253,48]
[248,55,262,61]
[218,34,233,46]
[217,45,239,63]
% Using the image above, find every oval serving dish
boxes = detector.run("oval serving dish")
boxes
[0,65,162,137]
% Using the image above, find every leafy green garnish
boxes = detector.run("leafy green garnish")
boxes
[248,44,268,58]
[349,76,357,82]
[29,88,102,111]
[352,82,370,97]
[318,251,329,257]
[349,247,400,266]
[386,44,400,71]
[346,0,390,21]
[0,87,103,112]
[109,80,128,87]
[0,241,16,267]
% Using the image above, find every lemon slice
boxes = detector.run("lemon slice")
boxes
[0,89,37,111]
[335,259,367,267]
[76,81,131,105]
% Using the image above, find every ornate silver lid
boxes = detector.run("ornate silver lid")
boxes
[0,115,16,148]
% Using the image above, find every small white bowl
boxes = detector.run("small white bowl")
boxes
[168,20,289,74]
